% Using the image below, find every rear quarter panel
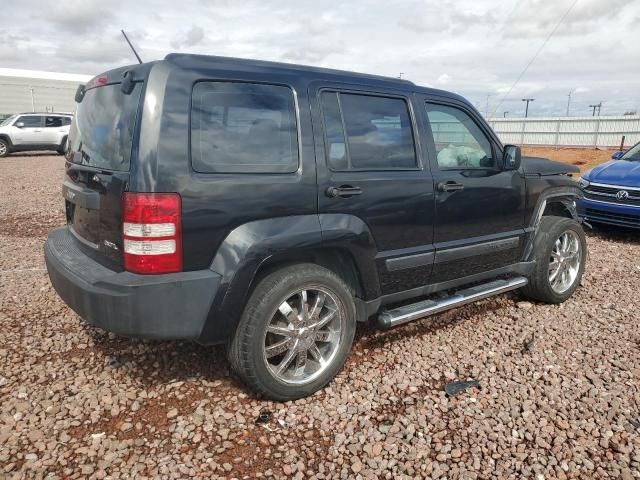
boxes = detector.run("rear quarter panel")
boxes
[133,61,318,271]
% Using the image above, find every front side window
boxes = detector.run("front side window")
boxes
[191,82,299,174]
[320,91,417,170]
[425,104,494,169]
[17,116,43,128]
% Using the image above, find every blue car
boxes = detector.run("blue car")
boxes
[577,141,640,229]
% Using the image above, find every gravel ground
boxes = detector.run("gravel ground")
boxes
[1,154,639,479]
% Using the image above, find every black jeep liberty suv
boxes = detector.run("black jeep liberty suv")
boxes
[45,54,586,400]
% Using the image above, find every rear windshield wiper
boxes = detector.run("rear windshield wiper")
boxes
[65,162,113,175]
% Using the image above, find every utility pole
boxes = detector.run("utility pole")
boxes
[522,98,535,118]
[589,102,602,116]
[503,111,509,118]
[398,72,404,79]
[30,87,35,112]
[566,89,574,116]
[485,94,491,117]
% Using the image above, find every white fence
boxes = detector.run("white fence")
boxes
[487,116,640,149]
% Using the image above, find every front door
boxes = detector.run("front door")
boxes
[12,115,44,145]
[311,85,435,295]
[422,99,526,283]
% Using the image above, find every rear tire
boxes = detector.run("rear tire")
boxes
[0,139,9,157]
[56,136,67,155]
[228,263,356,401]
[521,216,587,303]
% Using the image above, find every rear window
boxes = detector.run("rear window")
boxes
[68,83,142,172]
[191,82,299,174]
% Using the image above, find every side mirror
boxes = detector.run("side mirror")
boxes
[120,71,135,94]
[503,144,521,170]
[74,84,86,103]
[611,151,624,160]
[15,122,24,128]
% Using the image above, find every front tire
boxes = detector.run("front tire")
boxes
[0,139,9,157]
[228,263,356,401]
[521,216,587,303]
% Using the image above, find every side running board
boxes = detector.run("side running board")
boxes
[377,276,528,329]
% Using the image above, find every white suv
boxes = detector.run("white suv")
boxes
[0,113,72,157]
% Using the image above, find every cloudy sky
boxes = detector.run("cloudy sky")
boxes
[3,0,639,117]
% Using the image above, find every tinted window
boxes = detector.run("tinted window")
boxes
[17,116,42,128]
[320,92,348,169]
[45,116,63,128]
[68,83,142,172]
[425,104,493,169]
[321,92,416,170]
[191,82,298,174]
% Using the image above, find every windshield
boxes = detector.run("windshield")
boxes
[68,83,142,171]
[621,142,640,161]
[0,115,16,127]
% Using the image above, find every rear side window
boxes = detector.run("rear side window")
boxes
[191,82,299,174]
[320,91,417,171]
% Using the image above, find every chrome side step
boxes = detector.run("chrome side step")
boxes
[377,276,528,329]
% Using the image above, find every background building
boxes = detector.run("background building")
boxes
[0,68,91,120]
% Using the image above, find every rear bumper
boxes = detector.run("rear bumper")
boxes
[44,227,221,340]
[577,198,640,229]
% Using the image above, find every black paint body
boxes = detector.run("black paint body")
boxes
[48,54,582,344]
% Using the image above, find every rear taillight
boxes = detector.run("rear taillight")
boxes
[122,193,182,274]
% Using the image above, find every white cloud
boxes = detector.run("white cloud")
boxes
[2,0,639,115]
[171,26,205,49]
[436,73,450,85]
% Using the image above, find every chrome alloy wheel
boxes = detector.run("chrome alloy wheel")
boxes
[262,287,345,385]
[0,142,7,156]
[548,230,581,294]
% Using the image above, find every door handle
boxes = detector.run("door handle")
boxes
[437,181,465,193]
[326,185,363,198]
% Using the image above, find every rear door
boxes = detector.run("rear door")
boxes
[12,115,44,145]
[64,81,143,270]
[421,98,526,283]
[41,115,67,145]
[311,84,435,295]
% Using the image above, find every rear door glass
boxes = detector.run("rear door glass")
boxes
[191,82,299,174]
[45,116,63,128]
[319,92,417,170]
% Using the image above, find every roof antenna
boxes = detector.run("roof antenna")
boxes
[121,29,143,64]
